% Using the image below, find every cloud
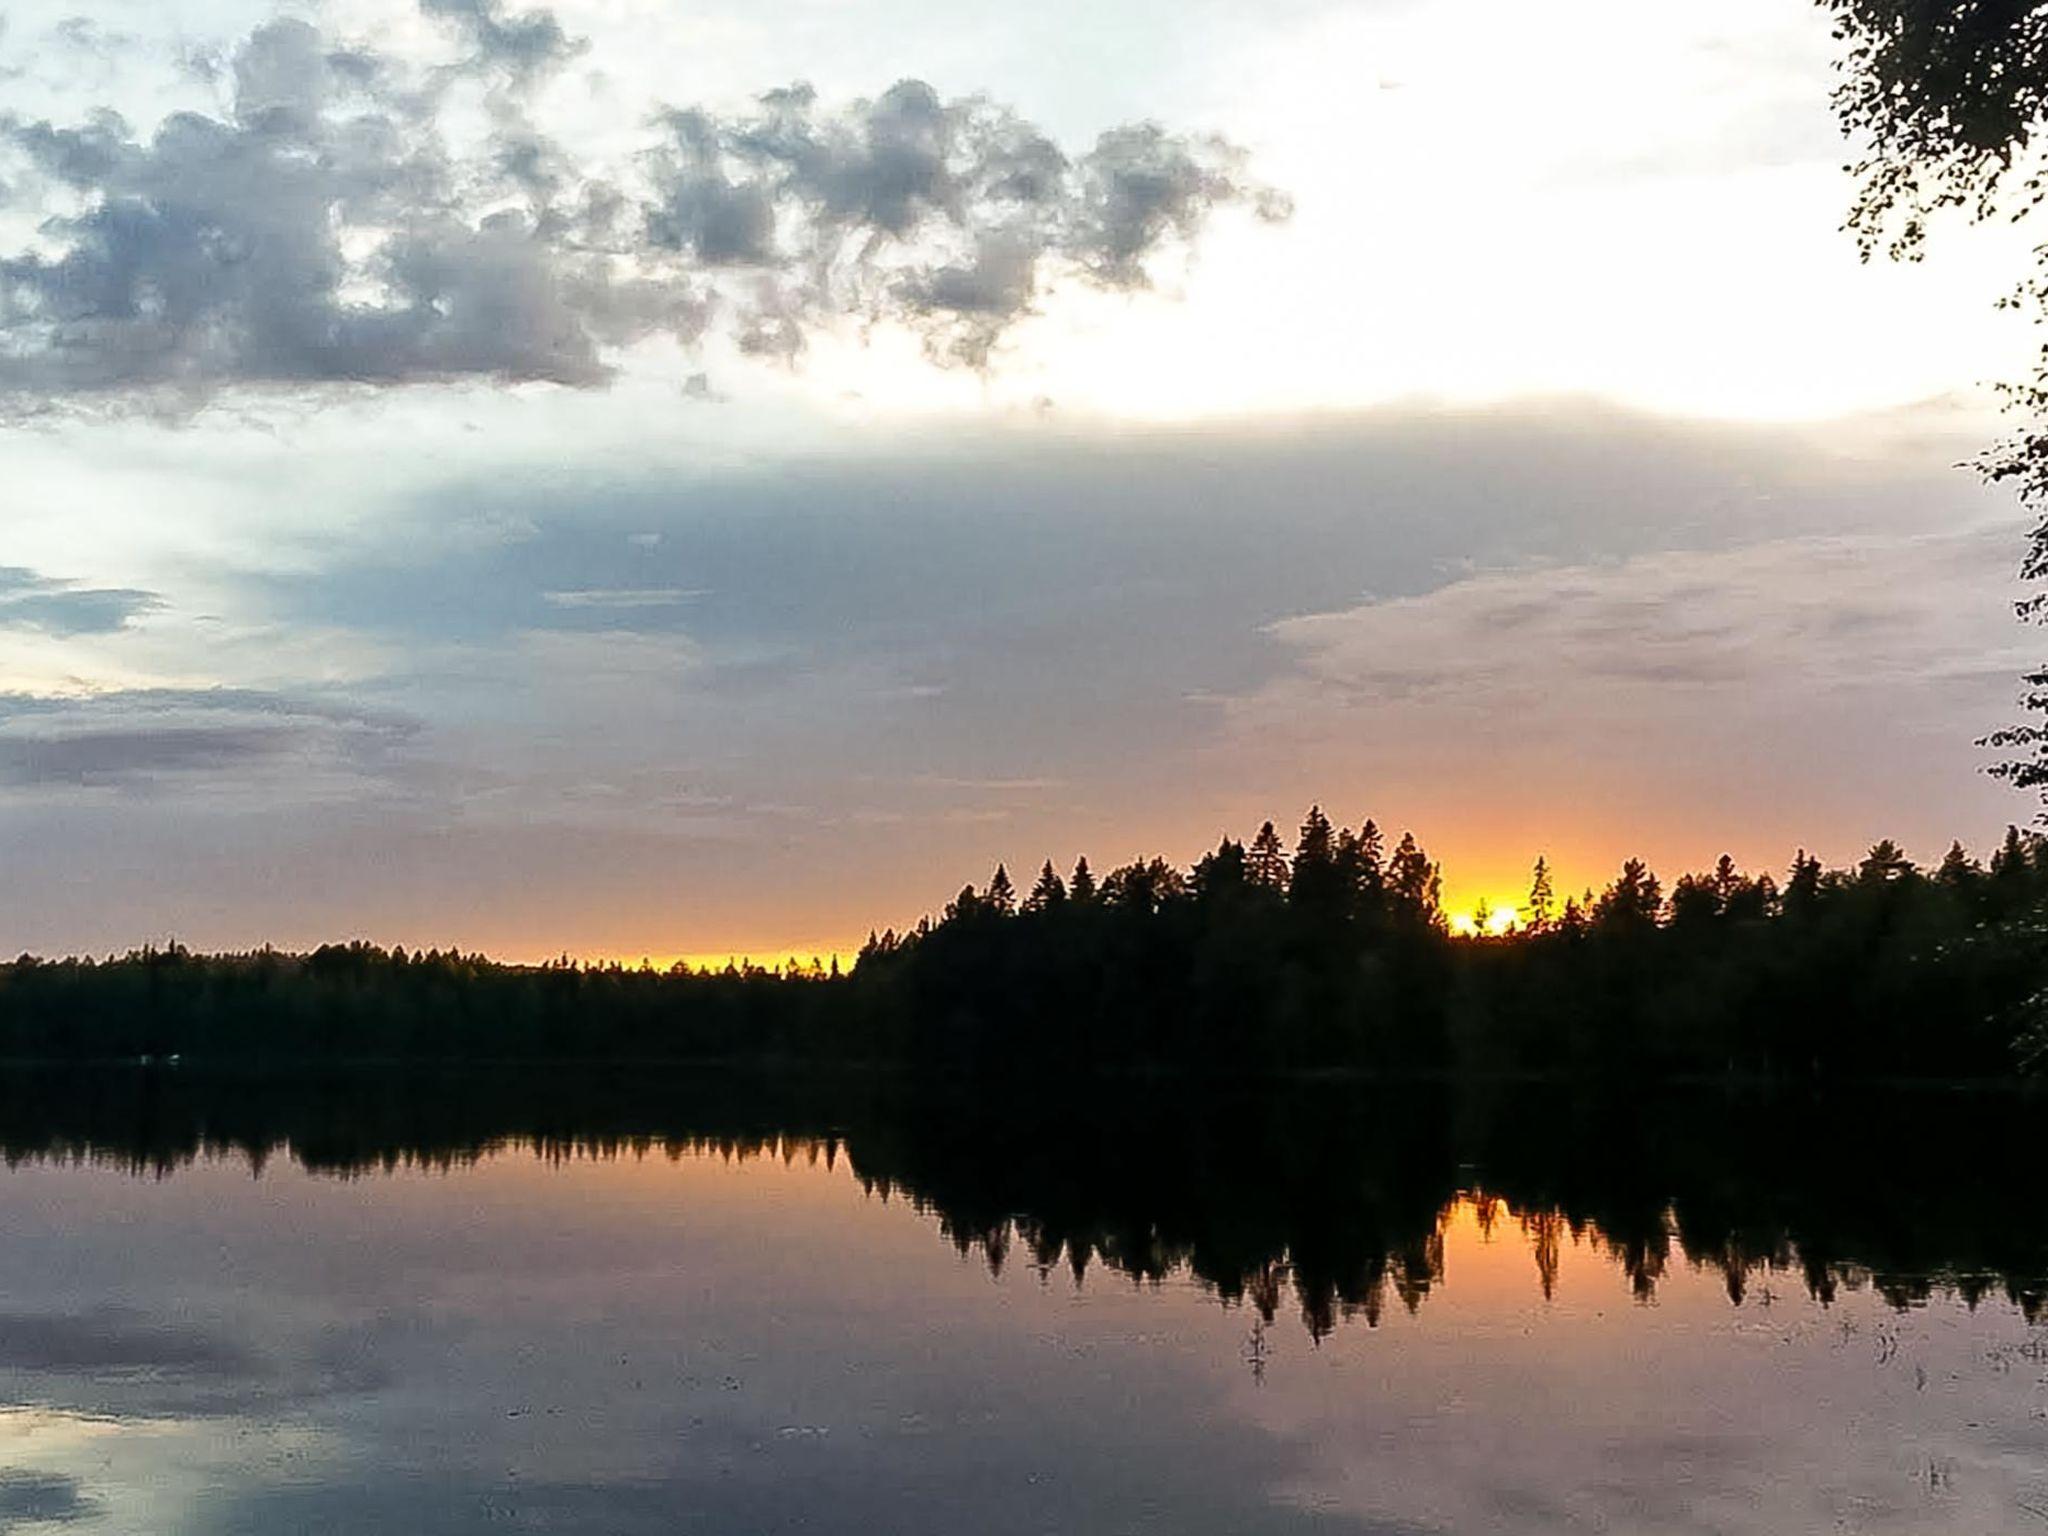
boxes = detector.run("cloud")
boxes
[0,1307,255,1379]
[0,1470,97,1527]
[417,0,580,80]
[541,587,702,610]
[0,688,417,789]
[645,83,1287,365]
[4,399,2022,952]
[0,5,1284,411]
[0,565,157,635]
[1255,526,2029,715]
[246,400,2022,813]
[1204,522,2037,863]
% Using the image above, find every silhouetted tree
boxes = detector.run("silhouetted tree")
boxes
[1192,838,1248,898]
[1025,860,1067,912]
[1821,3,2048,808]
[1710,854,1743,909]
[1289,806,1345,916]
[1069,856,1099,905]
[1350,819,1387,895]
[1388,833,1442,929]
[1102,858,1184,914]
[1784,850,1825,919]
[1246,821,1289,890]
[1858,839,1915,885]
[1526,856,1556,932]
[1937,839,1982,890]
[1594,859,1661,931]
[1668,872,1720,930]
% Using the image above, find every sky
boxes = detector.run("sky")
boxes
[0,0,2042,960]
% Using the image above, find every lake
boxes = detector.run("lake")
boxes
[0,1070,2041,1534]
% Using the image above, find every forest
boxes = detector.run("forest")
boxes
[4,808,2048,1081]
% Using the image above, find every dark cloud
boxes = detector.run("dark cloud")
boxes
[0,689,419,789]
[0,16,637,400]
[0,1470,97,1528]
[236,403,2014,805]
[0,5,1284,410]
[418,0,581,80]
[0,726,303,784]
[645,81,1285,364]
[1068,123,1292,287]
[0,565,157,635]
[0,1306,255,1378]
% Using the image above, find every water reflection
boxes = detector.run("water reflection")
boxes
[0,1071,2040,1534]
[0,1069,2042,1332]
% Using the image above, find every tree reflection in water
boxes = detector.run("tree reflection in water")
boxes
[0,1068,2039,1337]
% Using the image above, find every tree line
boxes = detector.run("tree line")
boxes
[3,806,2047,1079]
[844,810,2048,1079]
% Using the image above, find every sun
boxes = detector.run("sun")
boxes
[1449,904,1520,938]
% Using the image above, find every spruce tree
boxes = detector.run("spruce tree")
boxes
[1388,833,1442,928]
[1526,856,1556,932]
[1593,858,1661,929]
[1858,840,1913,884]
[1784,850,1824,917]
[1025,860,1067,912]
[1710,854,1742,909]
[1193,838,1248,898]
[1354,819,1385,891]
[1069,856,1098,905]
[1247,821,1289,889]
[1290,806,1341,910]
[1936,840,1981,889]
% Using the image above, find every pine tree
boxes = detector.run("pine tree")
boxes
[1526,856,1556,932]
[1339,818,1388,927]
[1388,833,1442,927]
[1024,859,1067,912]
[1593,858,1661,929]
[1193,837,1248,898]
[1784,850,1824,917]
[1102,857,1183,913]
[1293,805,1334,871]
[1739,873,1778,921]
[1667,872,1719,929]
[1993,825,2030,883]
[985,864,1016,914]
[1936,840,1980,889]
[1857,840,1913,884]
[1247,821,1289,889]
[1353,819,1386,892]
[1068,856,1098,905]
[1290,806,1341,910]
[1710,854,1742,908]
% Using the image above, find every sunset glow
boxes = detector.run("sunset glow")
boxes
[8,4,2048,1535]
[0,0,2030,961]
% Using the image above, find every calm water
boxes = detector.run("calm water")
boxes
[0,1072,2042,1534]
